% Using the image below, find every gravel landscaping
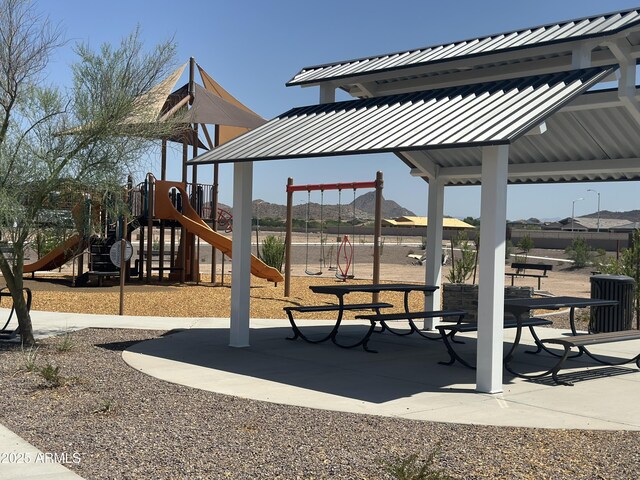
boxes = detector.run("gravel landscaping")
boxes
[1,328,640,479]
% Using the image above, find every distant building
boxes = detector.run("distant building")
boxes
[555,217,632,232]
[383,216,475,230]
[610,221,640,232]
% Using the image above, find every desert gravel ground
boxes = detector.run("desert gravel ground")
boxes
[2,328,640,480]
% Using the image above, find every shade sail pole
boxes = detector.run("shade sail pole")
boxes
[424,177,445,329]
[476,145,509,394]
[230,161,253,347]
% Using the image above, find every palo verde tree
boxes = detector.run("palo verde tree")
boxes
[0,0,182,345]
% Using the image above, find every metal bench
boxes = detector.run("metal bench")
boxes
[542,330,640,385]
[355,310,466,341]
[436,317,554,369]
[283,302,393,351]
[505,262,553,290]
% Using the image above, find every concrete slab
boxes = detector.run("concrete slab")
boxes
[123,322,640,430]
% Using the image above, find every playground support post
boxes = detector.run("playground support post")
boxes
[146,175,154,283]
[211,161,219,284]
[284,177,294,297]
[191,122,199,283]
[119,220,127,316]
[180,139,188,283]
[159,139,167,281]
[372,171,383,303]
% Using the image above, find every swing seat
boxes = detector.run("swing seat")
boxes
[305,269,323,276]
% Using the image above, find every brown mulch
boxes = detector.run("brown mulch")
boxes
[21,273,584,330]
[23,274,431,321]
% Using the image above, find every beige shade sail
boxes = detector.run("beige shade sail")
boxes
[198,65,263,145]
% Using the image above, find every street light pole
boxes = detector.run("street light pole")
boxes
[571,197,583,232]
[587,189,601,232]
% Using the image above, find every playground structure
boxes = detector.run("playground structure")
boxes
[284,172,383,297]
[21,56,276,286]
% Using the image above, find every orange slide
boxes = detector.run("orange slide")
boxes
[154,180,284,283]
[24,234,87,273]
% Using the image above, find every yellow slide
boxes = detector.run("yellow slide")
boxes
[154,180,284,283]
[24,234,87,273]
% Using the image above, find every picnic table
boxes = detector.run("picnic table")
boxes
[502,296,640,385]
[284,283,441,352]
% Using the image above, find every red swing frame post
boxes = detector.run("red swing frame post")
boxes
[284,172,383,297]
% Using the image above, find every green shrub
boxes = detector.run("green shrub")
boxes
[39,363,64,388]
[516,234,534,261]
[565,237,602,268]
[21,344,39,372]
[260,235,285,272]
[382,451,453,480]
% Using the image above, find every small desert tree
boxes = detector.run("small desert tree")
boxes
[0,0,180,345]
[516,234,534,262]
[446,232,476,284]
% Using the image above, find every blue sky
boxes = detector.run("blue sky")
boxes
[43,0,640,220]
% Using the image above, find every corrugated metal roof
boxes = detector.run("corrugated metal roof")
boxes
[287,8,640,87]
[190,67,612,164]
[405,88,640,186]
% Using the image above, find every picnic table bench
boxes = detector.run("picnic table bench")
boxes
[542,330,640,385]
[284,302,393,350]
[505,262,552,289]
[355,310,466,341]
[435,316,553,369]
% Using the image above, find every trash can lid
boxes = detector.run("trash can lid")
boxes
[590,274,635,283]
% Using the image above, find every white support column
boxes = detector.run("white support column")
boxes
[571,45,592,69]
[424,177,445,329]
[319,84,336,104]
[607,38,640,126]
[476,145,509,394]
[230,161,253,347]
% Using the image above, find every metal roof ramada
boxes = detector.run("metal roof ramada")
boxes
[287,7,640,87]
[189,66,613,164]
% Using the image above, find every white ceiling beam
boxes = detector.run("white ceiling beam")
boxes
[524,121,547,136]
[571,40,597,68]
[410,158,640,180]
[399,151,439,180]
[561,89,626,111]
[353,82,377,98]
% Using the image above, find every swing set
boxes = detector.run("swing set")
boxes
[284,172,384,297]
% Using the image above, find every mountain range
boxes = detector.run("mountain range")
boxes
[218,191,415,222]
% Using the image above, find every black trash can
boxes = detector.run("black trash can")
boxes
[589,274,635,333]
